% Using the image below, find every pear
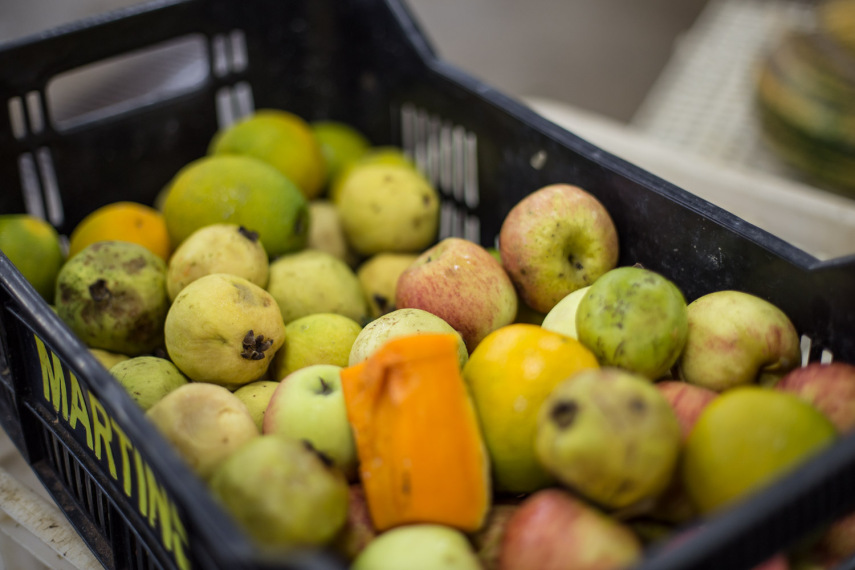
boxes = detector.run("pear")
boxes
[535,367,682,511]
[164,273,285,388]
[55,241,169,356]
[166,223,269,301]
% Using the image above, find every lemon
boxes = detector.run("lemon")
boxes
[162,155,309,257]
[311,121,371,187]
[0,214,65,303]
[209,109,327,200]
[271,313,363,380]
[682,385,836,514]
[329,146,418,204]
[68,201,171,261]
[462,323,600,493]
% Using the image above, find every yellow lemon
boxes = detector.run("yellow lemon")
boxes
[462,323,599,493]
[0,214,65,303]
[311,120,371,187]
[682,385,836,514]
[162,155,309,257]
[68,201,171,261]
[209,109,327,200]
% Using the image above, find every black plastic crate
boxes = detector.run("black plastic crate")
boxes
[0,1,853,569]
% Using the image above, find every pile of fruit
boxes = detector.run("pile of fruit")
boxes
[2,107,855,570]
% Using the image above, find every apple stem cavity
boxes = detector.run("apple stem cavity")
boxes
[318,376,333,395]
[551,400,579,429]
[240,329,275,360]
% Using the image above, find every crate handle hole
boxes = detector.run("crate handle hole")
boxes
[45,34,209,132]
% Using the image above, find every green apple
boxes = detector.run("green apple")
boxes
[352,524,481,570]
[263,364,358,481]
[498,184,619,314]
[576,266,688,380]
[348,307,468,369]
[395,237,518,353]
[678,290,801,391]
[540,286,590,339]
[535,367,681,510]
[267,249,369,325]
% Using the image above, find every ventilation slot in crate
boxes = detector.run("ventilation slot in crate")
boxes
[41,427,113,543]
[400,103,480,244]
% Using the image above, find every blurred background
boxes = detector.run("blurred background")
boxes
[3,0,855,260]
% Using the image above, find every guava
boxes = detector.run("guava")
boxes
[535,367,682,510]
[55,241,169,356]
[208,434,349,548]
[110,356,189,410]
[164,273,285,387]
[266,249,368,325]
[146,382,259,480]
[166,223,269,301]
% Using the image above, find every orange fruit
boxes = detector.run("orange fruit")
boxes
[0,214,65,303]
[68,202,171,261]
[462,323,599,493]
[209,109,327,200]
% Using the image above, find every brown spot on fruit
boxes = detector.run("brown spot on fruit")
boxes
[551,400,579,429]
[89,279,111,302]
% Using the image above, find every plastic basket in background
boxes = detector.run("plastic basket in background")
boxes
[0,1,854,569]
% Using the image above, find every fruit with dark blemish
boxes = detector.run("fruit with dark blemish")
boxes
[54,240,169,356]
[166,223,269,301]
[164,273,285,387]
[208,434,349,548]
[535,367,681,510]
[576,266,688,380]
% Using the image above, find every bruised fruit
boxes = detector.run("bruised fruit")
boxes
[146,382,259,480]
[55,241,169,356]
[576,266,688,380]
[164,273,285,387]
[535,367,682,510]
[166,223,269,301]
[109,356,189,410]
[208,434,349,548]
[678,290,801,391]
